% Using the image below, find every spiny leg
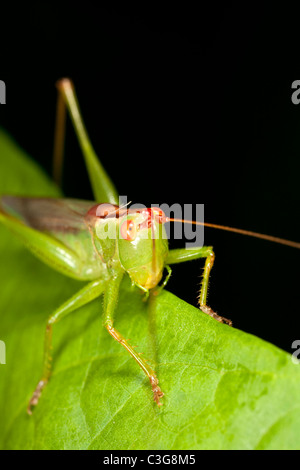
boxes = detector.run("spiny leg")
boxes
[198,247,232,326]
[28,278,107,414]
[166,246,232,326]
[106,326,164,406]
[103,270,164,406]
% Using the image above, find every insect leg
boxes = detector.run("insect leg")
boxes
[52,83,67,186]
[27,278,107,414]
[103,270,164,406]
[153,265,172,296]
[54,78,119,205]
[167,246,232,326]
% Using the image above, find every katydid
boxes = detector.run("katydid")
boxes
[0,79,299,415]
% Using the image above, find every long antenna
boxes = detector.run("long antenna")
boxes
[166,218,300,249]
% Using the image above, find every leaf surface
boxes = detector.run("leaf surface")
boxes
[0,129,299,450]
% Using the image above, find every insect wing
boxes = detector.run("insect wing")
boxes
[1,196,92,232]
[0,196,97,261]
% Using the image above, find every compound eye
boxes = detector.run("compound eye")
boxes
[120,219,137,241]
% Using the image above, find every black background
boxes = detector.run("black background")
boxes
[0,3,299,353]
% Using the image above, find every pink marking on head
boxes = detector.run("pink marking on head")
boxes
[137,207,167,230]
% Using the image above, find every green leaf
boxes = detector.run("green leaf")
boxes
[0,129,300,450]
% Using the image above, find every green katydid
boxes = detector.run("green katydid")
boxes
[0,78,299,415]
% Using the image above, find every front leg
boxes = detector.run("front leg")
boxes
[103,270,164,406]
[166,246,232,326]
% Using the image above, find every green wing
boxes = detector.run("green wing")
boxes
[1,196,107,280]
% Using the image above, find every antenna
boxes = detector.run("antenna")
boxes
[166,218,300,249]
